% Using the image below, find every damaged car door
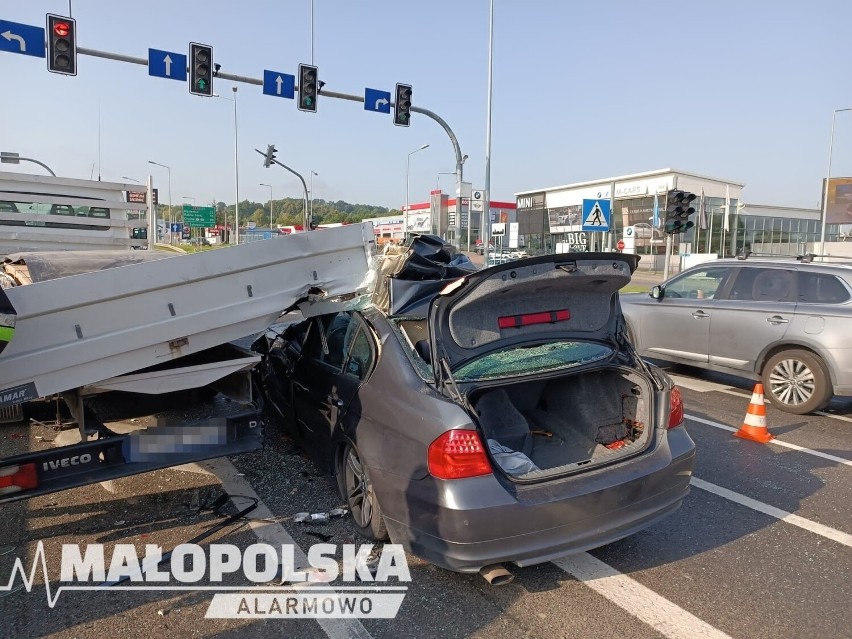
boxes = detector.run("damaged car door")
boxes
[291,312,374,464]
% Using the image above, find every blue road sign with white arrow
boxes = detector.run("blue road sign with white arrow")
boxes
[263,70,295,99]
[582,198,612,232]
[0,20,45,58]
[364,88,391,114]
[148,48,187,81]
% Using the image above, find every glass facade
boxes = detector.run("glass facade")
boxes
[517,174,837,259]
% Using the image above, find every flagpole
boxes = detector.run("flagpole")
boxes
[707,208,713,255]
[722,184,730,257]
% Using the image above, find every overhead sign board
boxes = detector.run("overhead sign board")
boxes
[148,48,187,81]
[364,87,391,114]
[182,205,215,228]
[0,19,45,58]
[263,70,295,98]
[581,198,611,232]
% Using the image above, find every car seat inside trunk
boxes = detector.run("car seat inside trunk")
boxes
[472,368,652,478]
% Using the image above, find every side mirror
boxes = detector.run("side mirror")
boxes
[650,285,663,301]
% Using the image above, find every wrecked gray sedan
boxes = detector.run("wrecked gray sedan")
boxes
[253,244,695,577]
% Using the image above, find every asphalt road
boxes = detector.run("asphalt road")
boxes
[0,364,850,639]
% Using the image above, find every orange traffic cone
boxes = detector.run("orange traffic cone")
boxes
[735,383,774,443]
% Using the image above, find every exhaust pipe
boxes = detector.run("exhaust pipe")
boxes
[479,563,514,586]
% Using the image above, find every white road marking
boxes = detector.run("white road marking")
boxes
[668,374,734,393]
[685,413,852,467]
[670,372,852,423]
[716,387,763,401]
[667,374,761,402]
[691,477,852,548]
[553,553,732,639]
[816,410,852,423]
[198,458,374,639]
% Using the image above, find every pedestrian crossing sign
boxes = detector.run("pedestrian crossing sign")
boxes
[581,199,611,232]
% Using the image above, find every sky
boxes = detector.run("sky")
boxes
[3,0,852,211]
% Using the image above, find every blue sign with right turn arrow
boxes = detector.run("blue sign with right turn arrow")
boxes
[364,87,391,114]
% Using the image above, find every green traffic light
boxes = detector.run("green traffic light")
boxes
[197,78,208,90]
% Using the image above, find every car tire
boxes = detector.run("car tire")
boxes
[338,442,388,541]
[761,349,832,415]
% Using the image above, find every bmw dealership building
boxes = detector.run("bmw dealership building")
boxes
[514,168,836,267]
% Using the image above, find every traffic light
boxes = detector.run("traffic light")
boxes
[46,14,77,76]
[664,190,697,235]
[262,144,277,168]
[189,43,213,96]
[394,83,412,127]
[298,64,318,113]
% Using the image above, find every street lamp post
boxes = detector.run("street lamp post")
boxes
[0,151,56,176]
[483,0,495,264]
[259,183,273,229]
[819,107,852,256]
[405,144,429,240]
[435,171,455,190]
[147,160,171,243]
[309,171,318,228]
[213,87,240,244]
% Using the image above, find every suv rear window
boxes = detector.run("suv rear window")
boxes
[728,268,796,302]
[798,272,850,304]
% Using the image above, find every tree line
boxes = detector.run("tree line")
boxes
[217,198,401,228]
[154,198,400,229]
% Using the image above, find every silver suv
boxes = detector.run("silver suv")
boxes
[620,257,852,414]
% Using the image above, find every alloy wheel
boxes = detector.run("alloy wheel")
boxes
[768,357,816,406]
[344,447,372,528]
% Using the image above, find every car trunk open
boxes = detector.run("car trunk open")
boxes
[423,252,650,480]
[468,365,654,480]
[428,253,638,380]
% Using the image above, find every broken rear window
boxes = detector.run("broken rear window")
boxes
[453,341,613,381]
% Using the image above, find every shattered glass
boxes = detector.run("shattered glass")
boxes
[453,341,613,381]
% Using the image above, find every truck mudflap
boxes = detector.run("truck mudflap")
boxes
[0,411,262,504]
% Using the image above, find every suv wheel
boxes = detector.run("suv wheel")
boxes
[761,349,832,415]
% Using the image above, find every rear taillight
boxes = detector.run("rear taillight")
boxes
[0,463,38,495]
[668,386,684,429]
[428,430,492,480]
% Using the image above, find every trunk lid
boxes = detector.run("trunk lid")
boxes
[428,253,638,387]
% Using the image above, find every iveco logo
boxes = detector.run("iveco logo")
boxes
[43,454,93,472]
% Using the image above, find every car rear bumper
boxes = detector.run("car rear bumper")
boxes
[375,427,695,573]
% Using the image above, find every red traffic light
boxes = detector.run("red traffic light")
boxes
[47,14,77,76]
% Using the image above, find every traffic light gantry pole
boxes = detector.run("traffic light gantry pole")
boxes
[73,45,467,236]
[256,145,310,228]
